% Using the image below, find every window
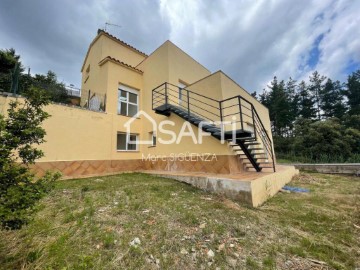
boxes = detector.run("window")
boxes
[149,132,156,147]
[118,85,139,117]
[117,133,138,151]
[178,81,187,105]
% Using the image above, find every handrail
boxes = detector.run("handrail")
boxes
[166,82,220,103]
[152,82,275,172]
[251,106,276,172]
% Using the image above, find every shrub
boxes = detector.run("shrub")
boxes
[0,86,61,229]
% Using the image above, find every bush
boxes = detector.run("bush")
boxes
[275,117,360,163]
[0,86,61,229]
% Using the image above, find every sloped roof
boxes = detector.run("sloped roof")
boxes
[98,56,143,74]
[81,29,148,72]
[97,29,148,57]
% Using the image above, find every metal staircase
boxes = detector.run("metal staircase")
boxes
[152,82,276,172]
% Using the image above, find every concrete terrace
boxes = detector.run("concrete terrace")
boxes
[142,165,299,207]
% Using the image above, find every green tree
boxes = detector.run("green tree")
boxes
[261,77,292,136]
[298,80,316,119]
[0,86,60,229]
[0,48,22,73]
[345,69,360,115]
[342,114,360,130]
[285,77,300,128]
[0,48,23,92]
[309,71,326,120]
[321,79,346,119]
[293,118,351,160]
[33,71,69,103]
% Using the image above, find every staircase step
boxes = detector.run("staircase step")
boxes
[247,148,264,151]
[206,128,221,133]
[246,164,273,168]
[202,124,216,128]
[244,142,261,145]
[239,152,266,155]
[243,160,270,164]
[236,136,256,141]
[220,130,253,140]
[155,110,171,116]
[189,117,202,122]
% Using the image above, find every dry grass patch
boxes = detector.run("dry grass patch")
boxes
[0,172,359,269]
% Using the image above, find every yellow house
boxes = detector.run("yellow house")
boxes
[72,29,275,173]
[0,29,298,206]
[0,29,278,175]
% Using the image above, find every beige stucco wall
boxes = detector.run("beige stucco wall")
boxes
[0,33,274,171]
[80,33,146,107]
[185,71,272,136]
[219,72,271,136]
[135,41,231,157]
[99,35,145,67]
[81,36,104,105]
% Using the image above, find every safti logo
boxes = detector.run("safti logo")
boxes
[123,110,238,145]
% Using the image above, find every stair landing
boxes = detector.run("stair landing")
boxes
[142,165,299,207]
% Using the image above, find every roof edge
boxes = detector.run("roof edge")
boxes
[98,56,143,74]
[97,29,148,57]
[217,70,269,111]
[81,29,148,72]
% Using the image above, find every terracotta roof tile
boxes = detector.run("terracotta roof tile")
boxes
[97,29,148,57]
[98,56,143,73]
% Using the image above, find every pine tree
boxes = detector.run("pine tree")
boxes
[345,69,360,115]
[309,71,326,120]
[321,79,346,118]
[265,77,292,136]
[285,77,300,127]
[298,80,316,119]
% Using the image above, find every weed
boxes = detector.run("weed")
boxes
[0,172,359,269]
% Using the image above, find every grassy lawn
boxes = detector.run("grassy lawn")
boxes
[0,172,359,270]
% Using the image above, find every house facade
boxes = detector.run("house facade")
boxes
[0,30,277,178]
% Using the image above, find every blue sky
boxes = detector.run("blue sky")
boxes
[0,0,359,92]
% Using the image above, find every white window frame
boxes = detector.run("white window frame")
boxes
[117,132,139,151]
[118,84,139,117]
[149,131,156,147]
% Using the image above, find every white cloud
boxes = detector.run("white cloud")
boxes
[0,0,358,92]
[159,0,360,92]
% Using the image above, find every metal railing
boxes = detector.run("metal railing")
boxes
[153,82,221,124]
[152,82,275,171]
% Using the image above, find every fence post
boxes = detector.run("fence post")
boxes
[165,83,168,108]
[187,90,190,118]
[238,96,244,130]
[87,90,91,109]
[251,104,256,140]
[219,101,223,123]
